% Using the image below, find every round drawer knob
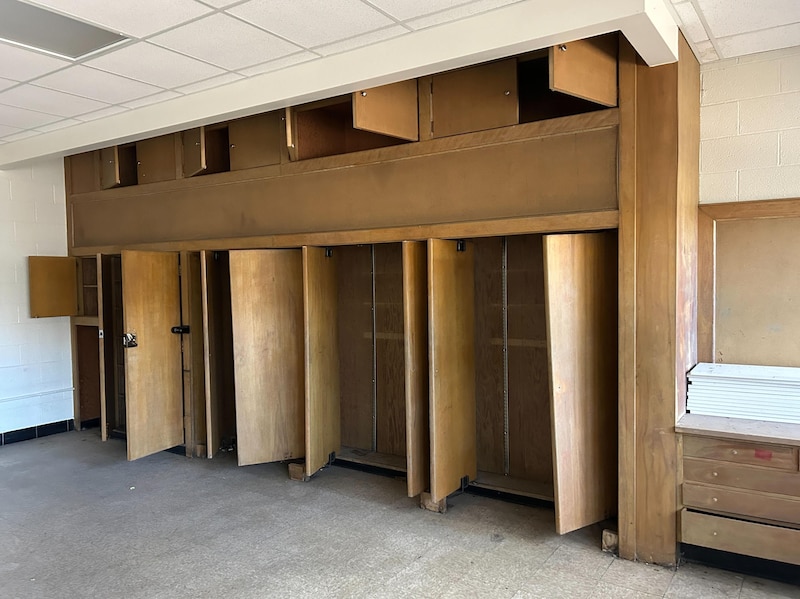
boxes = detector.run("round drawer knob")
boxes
[712,472,718,477]
[731,450,738,455]
[712,531,718,536]
[712,497,718,502]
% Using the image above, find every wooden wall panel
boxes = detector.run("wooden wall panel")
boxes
[716,217,800,367]
[75,325,101,422]
[182,251,207,457]
[230,250,305,466]
[429,239,477,503]
[507,235,552,484]
[71,127,617,248]
[375,243,406,457]
[337,245,373,451]
[472,237,504,475]
[304,246,341,477]
[403,241,429,497]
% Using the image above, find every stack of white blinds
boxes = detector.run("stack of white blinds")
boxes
[687,363,800,425]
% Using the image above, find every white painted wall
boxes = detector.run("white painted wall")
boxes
[0,157,72,434]
[700,46,800,204]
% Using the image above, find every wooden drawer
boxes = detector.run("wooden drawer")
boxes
[683,435,798,470]
[683,482,800,525]
[684,457,800,497]
[681,509,800,566]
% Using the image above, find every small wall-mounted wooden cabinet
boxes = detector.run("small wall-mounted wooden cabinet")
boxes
[286,80,419,161]
[680,432,800,566]
[421,34,617,139]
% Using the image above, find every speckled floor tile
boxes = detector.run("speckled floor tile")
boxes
[601,556,676,595]
[665,563,745,598]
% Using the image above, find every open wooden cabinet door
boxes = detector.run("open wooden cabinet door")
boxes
[428,239,477,503]
[121,250,184,461]
[403,241,429,497]
[303,246,341,477]
[353,80,419,141]
[229,250,305,466]
[544,232,618,534]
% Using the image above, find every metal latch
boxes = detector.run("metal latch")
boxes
[171,325,190,334]
[122,333,137,348]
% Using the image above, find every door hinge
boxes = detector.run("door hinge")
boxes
[456,239,466,252]
[171,325,190,334]
[325,247,333,258]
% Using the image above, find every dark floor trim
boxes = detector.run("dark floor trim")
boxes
[80,417,101,430]
[0,419,75,447]
[681,543,800,585]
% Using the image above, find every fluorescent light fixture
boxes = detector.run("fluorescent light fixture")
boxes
[0,0,128,60]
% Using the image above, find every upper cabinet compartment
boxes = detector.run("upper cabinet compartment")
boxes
[424,33,618,139]
[286,80,419,161]
[228,112,283,171]
[136,134,177,184]
[182,125,230,177]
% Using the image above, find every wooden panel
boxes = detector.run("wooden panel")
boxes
[229,250,305,466]
[72,126,617,248]
[136,135,177,184]
[303,246,341,477]
[76,325,101,422]
[716,217,800,367]
[676,413,800,447]
[472,237,504,475]
[431,59,518,138]
[353,80,419,141]
[683,482,800,526]
[182,251,207,457]
[69,151,98,194]
[403,241,429,497]
[684,436,798,470]
[100,146,121,189]
[122,250,183,461]
[550,35,618,107]
[229,112,282,171]
[337,245,373,451]
[507,234,552,484]
[375,243,406,457]
[702,197,800,221]
[545,231,618,534]
[683,457,800,497]
[98,254,114,441]
[182,127,206,177]
[681,509,800,566]
[28,256,78,317]
[697,209,714,363]
[201,251,236,458]
[429,239,477,503]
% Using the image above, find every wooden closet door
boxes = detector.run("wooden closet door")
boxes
[544,232,618,534]
[403,241,429,497]
[121,250,183,461]
[303,246,341,477]
[428,239,477,503]
[229,250,305,466]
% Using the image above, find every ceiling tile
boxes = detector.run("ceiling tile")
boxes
[0,104,61,129]
[2,130,41,142]
[672,2,709,43]
[236,51,318,76]
[150,14,300,70]
[694,40,719,63]
[175,72,244,95]
[0,77,15,92]
[0,42,70,82]
[86,43,227,89]
[75,106,131,122]
[717,22,800,59]
[122,90,182,109]
[367,0,475,20]
[697,0,800,38]
[0,85,109,118]
[315,25,407,57]
[229,0,394,48]
[28,0,214,38]
[32,65,163,104]
[404,0,522,29]
[35,118,82,133]
[198,0,243,6]
[0,123,24,137]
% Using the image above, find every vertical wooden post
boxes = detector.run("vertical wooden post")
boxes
[618,34,699,565]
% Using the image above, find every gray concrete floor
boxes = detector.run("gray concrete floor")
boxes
[1,431,798,599]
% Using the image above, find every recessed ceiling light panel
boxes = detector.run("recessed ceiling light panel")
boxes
[0,0,127,60]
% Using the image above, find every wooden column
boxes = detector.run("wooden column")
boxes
[618,35,699,565]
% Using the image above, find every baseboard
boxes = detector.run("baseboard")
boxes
[681,543,800,585]
[0,419,74,446]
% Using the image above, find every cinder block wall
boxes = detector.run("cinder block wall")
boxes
[700,46,800,203]
[0,158,73,435]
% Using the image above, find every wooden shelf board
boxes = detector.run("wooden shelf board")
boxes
[337,446,407,472]
[677,413,800,447]
[472,470,554,501]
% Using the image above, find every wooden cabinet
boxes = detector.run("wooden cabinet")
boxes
[136,134,177,184]
[428,232,618,534]
[680,432,800,565]
[68,151,99,194]
[422,34,617,139]
[286,80,418,161]
[28,256,79,318]
[100,145,137,189]
[182,126,230,177]
[228,112,283,171]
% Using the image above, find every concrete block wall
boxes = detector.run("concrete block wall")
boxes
[700,46,800,204]
[0,157,72,434]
